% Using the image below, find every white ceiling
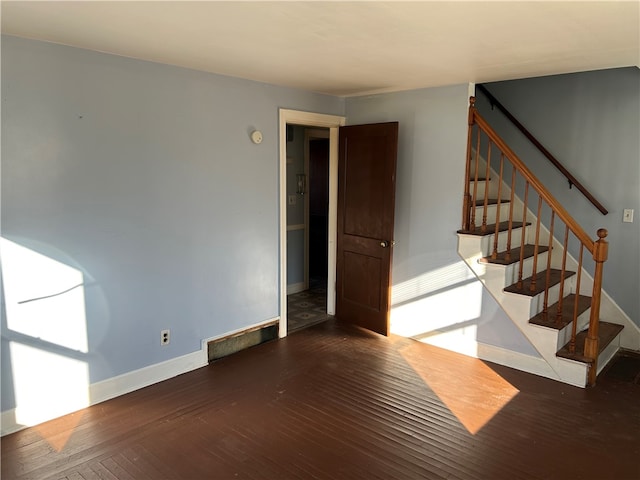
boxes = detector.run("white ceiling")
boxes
[2,1,639,97]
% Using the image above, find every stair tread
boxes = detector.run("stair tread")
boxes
[504,268,575,297]
[457,221,529,236]
[480,244,549,266]
[529,294,591,330]
[473,198,507,207]
[556,322,624,364]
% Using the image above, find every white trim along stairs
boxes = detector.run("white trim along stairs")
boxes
[457,156,639,387]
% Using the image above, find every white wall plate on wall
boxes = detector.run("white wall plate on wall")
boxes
[251,130,263,144]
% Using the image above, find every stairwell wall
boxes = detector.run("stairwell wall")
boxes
[477,68,640,328]
[345,85,540,357]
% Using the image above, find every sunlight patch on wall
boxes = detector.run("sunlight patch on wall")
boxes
[1,238,88,352]
[10,342,89,434]
[415,322,481,357]
[390,261,483,357]
[1,238,90,435]
[391,261,476,306]
[401,341,519,435]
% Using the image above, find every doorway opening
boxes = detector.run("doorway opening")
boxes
[286,128,330,333]
[278,109,345,337]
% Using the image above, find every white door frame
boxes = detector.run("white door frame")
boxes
[279,109,346,338]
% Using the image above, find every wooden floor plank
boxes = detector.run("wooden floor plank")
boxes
[2,319,638,480]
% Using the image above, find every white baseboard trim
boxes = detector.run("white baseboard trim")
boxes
[415,331,556,382]
[0,409,19,437]
[1,349,208,437]
[89,350,208,406]
[2,318,286,435]
[287,282,306,295]
[475,342,557,380]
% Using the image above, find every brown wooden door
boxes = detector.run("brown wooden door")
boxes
[336,122,398,336]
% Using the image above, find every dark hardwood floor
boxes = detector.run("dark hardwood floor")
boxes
[2,319,638,480]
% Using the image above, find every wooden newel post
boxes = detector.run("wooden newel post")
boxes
[462,97,476,231]
[585,228,608,386]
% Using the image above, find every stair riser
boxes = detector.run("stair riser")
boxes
[528,277,576,317]
[470,180,500,199]
[545,252,595,297]
[480,226,560,265]
[503,252,550,287]
[471,204,549,232]
[477,228,526,257]
[501,275,576,319]
[556,310,591,350]
[477,227,552,261]
[471,203,512,227]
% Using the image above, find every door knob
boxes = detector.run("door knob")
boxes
[380,241,389,248]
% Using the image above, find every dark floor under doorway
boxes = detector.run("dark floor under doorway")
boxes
[287,277,331,333]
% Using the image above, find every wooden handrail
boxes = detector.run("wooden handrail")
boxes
[464,97,608,386]
[473,109,595,253]
[476,84,608,216]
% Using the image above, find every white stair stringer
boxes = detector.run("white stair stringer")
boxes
[458,233,591,387]
[458,150,635,386]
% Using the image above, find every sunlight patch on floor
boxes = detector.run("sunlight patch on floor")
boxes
[34,411,85,453]
[401,341,519,435]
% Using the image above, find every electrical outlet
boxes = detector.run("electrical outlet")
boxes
[161,329,170,345]
[623,209,634,223]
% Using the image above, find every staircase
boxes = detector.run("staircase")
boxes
[456,97,624,388]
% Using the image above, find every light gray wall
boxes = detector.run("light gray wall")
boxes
[1,36,344,411]
[346,86,540,356]
[477,68,640,327]
[286,126,305,286]
[286,126,306,226]
[286,230,305,286]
